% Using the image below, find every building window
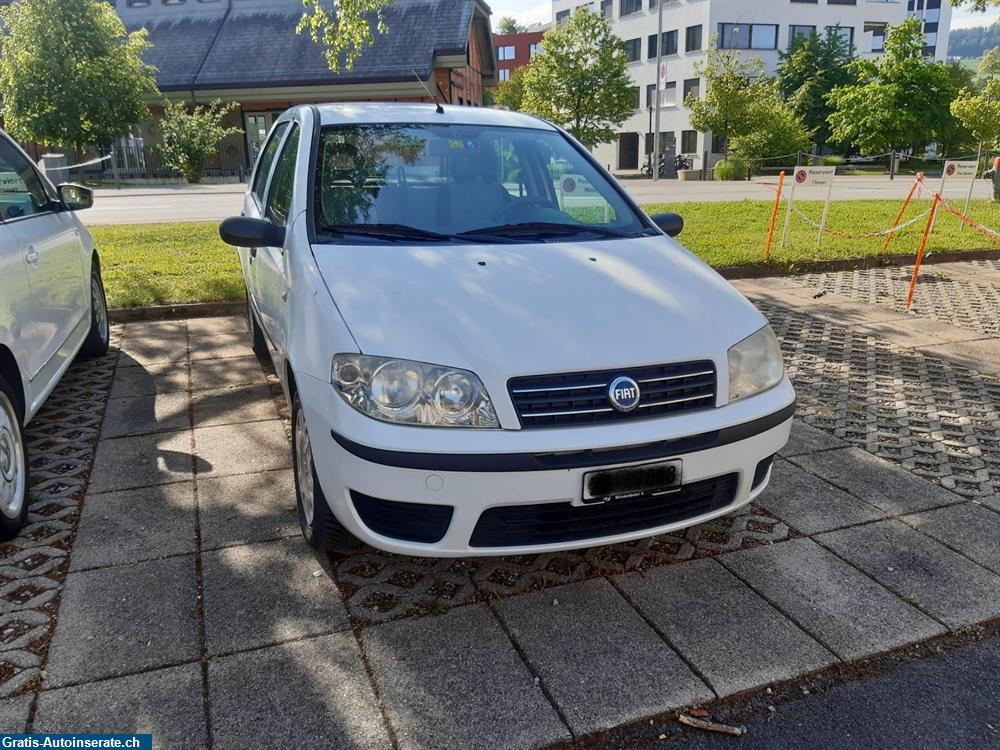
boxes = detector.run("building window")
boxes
[624,38,641,63]
[620,0,642,17]
[718,23,778,50]
[711,133,726,155]
[498,69,511,82]
[600,0,613,18]
[648,34,658,59]
[663,81,677,106]
[827,0,857,4]
[496,45,516,61]
[682,77,699,103]
[163,0,186,5]
[685,25,702,52]
[556,9,570,24]
[789,25,816,44]
[864,22,888,52]
[529,43,540,57]
[681,130,698,154]
[127,0,151,6]
[826,25,855,49]
[630,86,641,110]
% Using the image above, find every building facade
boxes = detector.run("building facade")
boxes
[550,0,953,173]
[493,27,547,82]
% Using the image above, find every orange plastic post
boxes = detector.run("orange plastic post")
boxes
[883,172,923,256]
[765,171,785,260]
[905,193,940,310]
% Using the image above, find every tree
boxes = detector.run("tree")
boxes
[520,10,635,147]
[949,0,1000,10]
[497,17,525,35]
[493,66,528,111]
[298,0,392,72]
[0,0,158,154]
[949,25,1000,59]
[777,29,855,150]
[937,61,979,156]
[951,48,1000,152]
[158,100,242,184]
[827,17,955,155]
[730,100,813,173]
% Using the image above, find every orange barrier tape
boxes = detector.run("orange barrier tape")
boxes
[936,200,1000,246]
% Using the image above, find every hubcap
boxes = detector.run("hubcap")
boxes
[295,409,315,527]
[0,395,25,520]
[92,277,108,343]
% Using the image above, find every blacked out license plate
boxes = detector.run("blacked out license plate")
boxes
[582,460,683,504]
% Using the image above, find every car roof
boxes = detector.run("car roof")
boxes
[308,102,557,131]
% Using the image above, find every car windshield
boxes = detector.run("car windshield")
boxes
[312,123,652,242]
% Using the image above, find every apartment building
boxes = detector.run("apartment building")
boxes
[550,0,953,172]
[494,25,549,83]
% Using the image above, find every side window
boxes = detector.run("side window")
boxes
[265,125,300,226]
[251,122,289,205]
[0,138,52,222]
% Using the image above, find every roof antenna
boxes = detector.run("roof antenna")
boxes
[412,68,445,114]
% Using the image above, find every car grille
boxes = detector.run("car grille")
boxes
[508,360,717,429]
[469,473,738,548]
[351,491,453,544]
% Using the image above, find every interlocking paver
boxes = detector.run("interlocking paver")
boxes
[72,483,197,570]
[818,520,1000,629]
[34,664,206,749]
[202,538,348,656]
[101,392,191,438]
[45,556,199,687]
[720,538,944,660]
[791,447,965,516]
[362,605,570,750]
[198,470,299,548]
[190,356,265,392]
[193,420,292,478]
[191,384,279,427]
[208,633,390,750]
[616,558,835,697]
[497,578,711,734]
[902,503,1000,575]
[759,459,884,535]
[779,420,848,457]
[88,431,195,494]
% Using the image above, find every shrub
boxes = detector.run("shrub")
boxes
[821,155,846,166]
[714,158,748,181]
[159,99,242,183]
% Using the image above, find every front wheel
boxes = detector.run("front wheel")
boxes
[291,392,358,552]
[0,375,28,541]
[81,259,110,358]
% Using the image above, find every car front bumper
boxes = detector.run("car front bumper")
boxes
[298,374,794,557]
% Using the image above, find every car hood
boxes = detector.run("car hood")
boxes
[312,235,767,384]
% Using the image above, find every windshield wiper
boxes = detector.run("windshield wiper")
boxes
[456,222,633,240]
[319,223,456,242]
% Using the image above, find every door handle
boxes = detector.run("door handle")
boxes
[24,247,39,267]
[280,290,288,302]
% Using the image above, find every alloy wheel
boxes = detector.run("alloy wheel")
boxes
[92,277,109,344]
[0,395,25,520]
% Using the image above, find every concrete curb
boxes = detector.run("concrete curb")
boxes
[109,300,244,323]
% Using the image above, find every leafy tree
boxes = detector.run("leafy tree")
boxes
[938,61,979,155]
[777,29,855,149]
[827,17,955,155]
[520,10,635,147]
[298,0,391,71]
[730,100,813,173]
[158,100,242,184]
[949,0,1000,10]
[0,0,158,154]
[949,24,1000,58]
[951,49,1000,151]
[497,17,525,35]
[493,66,528,111]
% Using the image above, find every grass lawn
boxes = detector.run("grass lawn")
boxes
[92,199,1000,308]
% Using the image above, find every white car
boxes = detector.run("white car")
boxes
[0,130,109,539]
[220,104,793,557]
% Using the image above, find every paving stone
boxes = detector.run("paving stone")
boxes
[792,447,964,515]
[720,538,944,660]
[203,538,348,656]
[122,319,188,341]
[923,339,1000,376]
[0,694,32,732]
[191,384,278,428]
[72,483,197,571]
[102,392,191,438]
[779,421,848,458]
[190,356,265,392]
[109,362,189,399]
[198,470,299,548]
[758,459,884,535]
[186,316,246,338]
[818,520,1000,629]
[903,503,1000,575]
[118,337,188,368]
[209,632,390,750]
[496,578,711,734]
[851,321,948,349]
[188,333,254,361]
[34,663,206,749]
[616,558,835,697]
[194,420,291,478]
[89,431,195,494]
[362,605,569,750]
[46,556,199,687]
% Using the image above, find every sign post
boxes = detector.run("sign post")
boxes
[813,167,837,248]
[962,143,984,228]
[651,0,664,182]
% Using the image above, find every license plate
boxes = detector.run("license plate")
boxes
[581,460,683,505]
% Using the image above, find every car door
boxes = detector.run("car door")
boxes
[0,136,88,386]
[0,223,30,379]
[256,123,301,357]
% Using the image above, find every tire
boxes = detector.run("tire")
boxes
[0,374,29,541]
[246,292,268,359]
[81,259,110,358]
[291,391,357,552]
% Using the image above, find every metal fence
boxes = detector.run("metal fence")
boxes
[48,142,249,183]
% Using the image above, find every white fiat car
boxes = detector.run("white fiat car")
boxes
[0,130,109,539]
[220,104,793,557]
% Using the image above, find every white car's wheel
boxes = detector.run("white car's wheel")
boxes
[81,260,110,358]
[0,375,28,540]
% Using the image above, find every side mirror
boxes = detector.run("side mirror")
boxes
[649,211,684,237]
[219,216,286,248]
[58,183,93,211]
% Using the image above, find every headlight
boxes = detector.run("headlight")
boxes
[728,325,784,402]
[332,354,499,428]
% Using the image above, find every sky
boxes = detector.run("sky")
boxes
[486,1,1000,31]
